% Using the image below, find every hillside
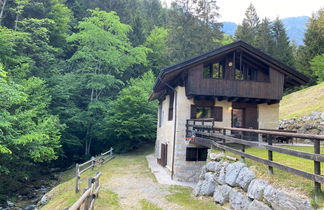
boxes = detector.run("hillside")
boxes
[222,16,309,45]
[279,82,324,119]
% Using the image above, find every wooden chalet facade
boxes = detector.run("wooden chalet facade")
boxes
[149,41,308,182]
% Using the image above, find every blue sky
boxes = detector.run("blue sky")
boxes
[162,0,324,23]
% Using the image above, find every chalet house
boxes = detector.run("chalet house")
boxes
[149,41,308,182]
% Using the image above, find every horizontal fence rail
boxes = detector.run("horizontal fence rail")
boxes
[69,172,102,210]
[75,148,114,193]
[186,119,324,198]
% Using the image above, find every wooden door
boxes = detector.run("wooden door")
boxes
[160,144,168,167]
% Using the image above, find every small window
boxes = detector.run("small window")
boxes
[235,68,244,80]
[168,92,174,121]
[186,148,208,161]
[203,62,225,79]
[196,107,211,119]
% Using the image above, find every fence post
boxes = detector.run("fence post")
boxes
[241,133,245,161]
[75,163,80,193]
[267,134,273,174]
[96,172,100,198]
[91,156,95,170]
[314,139,321,201]
[110,147,113,157]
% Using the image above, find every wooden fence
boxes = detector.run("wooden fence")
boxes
[69,172,102,210]
[186,119,324,198]
[75,148,114,193]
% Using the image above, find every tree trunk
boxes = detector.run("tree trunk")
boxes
[0,0,7,26]
[14,13,19,30]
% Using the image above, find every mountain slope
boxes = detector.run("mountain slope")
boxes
[279,82,324,119]
[221,16,309,45]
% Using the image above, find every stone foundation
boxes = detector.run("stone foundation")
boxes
[193,152,313,210]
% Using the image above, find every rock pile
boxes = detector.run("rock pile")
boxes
[193,152,313,210]
[279,112,324,138]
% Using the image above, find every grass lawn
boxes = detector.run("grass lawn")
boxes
[213,145,324,207]
[279,82,324,119]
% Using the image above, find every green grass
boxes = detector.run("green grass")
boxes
[279,82,324,119]
[166,186,223,210]
[212,146,324,207]
[139,199,162,210]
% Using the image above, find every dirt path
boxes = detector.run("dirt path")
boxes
[102,153,183,210]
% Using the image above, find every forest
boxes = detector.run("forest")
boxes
[0,0,323,200]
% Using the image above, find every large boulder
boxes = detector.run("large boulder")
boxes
[215,161,229,185]
[236,167,256,191]
[39,194,48,205]
[229,189,251,210]
[213,184,232,205]
[247,179,268,200]
[263,185,313,210]
[193,180,204,196]
[225,162,245,186]
[200,172,216,196]
[206,161,219,172]
[247,200,271,210]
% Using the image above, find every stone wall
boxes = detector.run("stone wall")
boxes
[279,112,324,138]
[193,151,313,210]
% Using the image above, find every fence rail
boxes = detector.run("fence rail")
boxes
[75,148,114,193]
[69,172,102,210]
[186,119,324,198]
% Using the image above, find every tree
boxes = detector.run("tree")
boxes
[235,3,259,44]
[167,0,223,63]
[102,71,157,152]
[310,54,324,83]
[272,17,294,66]
[296,8,324,82]
[255,18,274,55]
[144,26,169,76]
[65,9,149,155]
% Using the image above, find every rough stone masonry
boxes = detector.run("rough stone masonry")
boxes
[193,152,313,210]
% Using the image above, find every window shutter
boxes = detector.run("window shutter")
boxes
[191,105,197,119]
[213,106,223,121]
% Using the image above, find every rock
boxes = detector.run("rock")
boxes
[321,112,324,120]
[263,185,313,210]
[247,200,271,210]
[213,184,232,205]
[199,166,207,180]
[247,179,268,200]
[39,194,48,205]
[193,180,204,196]
[25,205,36,210]
[206,161,219,172]
[229,189,251,210]
[6,201,14,207]
[225,162,245,186]
[200,172,216,196]
[209,152,225,161]
[215,161,229,185]
[236,167,256,191]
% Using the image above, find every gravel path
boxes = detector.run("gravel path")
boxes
[103,154,185,210]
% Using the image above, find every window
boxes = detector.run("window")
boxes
[203,62,225,79]
[235,68,244,80]
[191,105,223,122]
[196,107,212,119]
[168,92,174,121]
[186,147,208,161]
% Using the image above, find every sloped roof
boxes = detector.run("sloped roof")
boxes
[150,40,309,100]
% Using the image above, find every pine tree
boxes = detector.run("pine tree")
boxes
[255,18,274,55]
[235,3,259,45]
[272,17,295,66]
[296,8,324,82]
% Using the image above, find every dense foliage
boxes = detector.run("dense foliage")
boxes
[0,0,322,201]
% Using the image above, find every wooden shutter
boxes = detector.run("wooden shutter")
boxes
[191,105,197,119]
[213,106,223,121]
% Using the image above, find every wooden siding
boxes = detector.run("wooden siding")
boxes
[186,65,284,100]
